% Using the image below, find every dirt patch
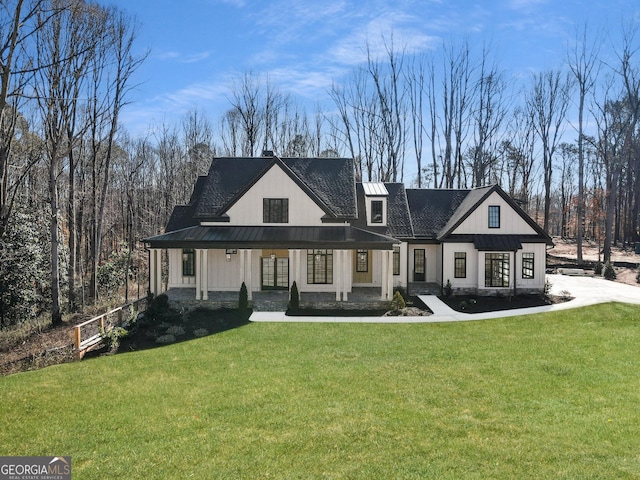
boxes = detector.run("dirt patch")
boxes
[0,323,77,376]
[548,237,639,286]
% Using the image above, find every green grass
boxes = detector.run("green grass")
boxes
[2,303,640,479]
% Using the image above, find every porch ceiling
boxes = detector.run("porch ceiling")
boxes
[144,225,398,250]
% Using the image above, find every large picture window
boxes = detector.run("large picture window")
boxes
[488,205,500,228]
[307,249,333,284]
[485,253,509,287]
[263,198,289,223]
[454,252,466,278]
[522,252,534,279]
[182,249,195,277]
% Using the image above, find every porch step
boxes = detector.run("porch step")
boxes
[409,282,441,296]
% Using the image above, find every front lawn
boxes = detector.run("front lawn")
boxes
[1,303,639,479]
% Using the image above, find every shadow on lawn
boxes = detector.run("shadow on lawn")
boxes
[86,307,252,357]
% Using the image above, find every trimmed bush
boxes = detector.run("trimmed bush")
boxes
[391,291,406,312]
[289,281,300,311]
[239,282,249,311]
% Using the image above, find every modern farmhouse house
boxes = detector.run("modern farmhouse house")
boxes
[144,153,552,304]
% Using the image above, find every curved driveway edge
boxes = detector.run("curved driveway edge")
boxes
[249,274,640,323]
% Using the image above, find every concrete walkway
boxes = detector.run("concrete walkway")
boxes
[249,274,640,323]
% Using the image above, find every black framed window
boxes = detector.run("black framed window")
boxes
[489,205,500,228]
[454,252,466,278]
[485,253,509,287]
[356,249,368,272]
[182,249,195,277]
[522,252,534,279]
[263,198,289,223]
[488,205,500,228]
[393,246,400,275]
[307,249,333,284]
[371,200,383,223]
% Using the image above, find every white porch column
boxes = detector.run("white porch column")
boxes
[380,250,389,300]
[387,249,394,298]
[239,248,246,285]
[246,249,253,300]
[342,250,349,301]
[335,249,342,301]
[149,248,161,295]
[381,250,390,300]
[296,250,302,292]
[289,249,296,286]
[201,249,209,300]
[195,249,202,300]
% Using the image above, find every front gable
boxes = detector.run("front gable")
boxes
[451,191,538,235]
[223,163,327,226]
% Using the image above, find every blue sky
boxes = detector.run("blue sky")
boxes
[110,0,639,138]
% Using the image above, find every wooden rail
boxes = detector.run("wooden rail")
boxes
[74,297,148,359]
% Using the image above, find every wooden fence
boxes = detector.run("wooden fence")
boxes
[73,297,148,359]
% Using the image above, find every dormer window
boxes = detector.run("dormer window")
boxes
[363,182,388,226]
[263,198,289,223]
[371,201,383,223]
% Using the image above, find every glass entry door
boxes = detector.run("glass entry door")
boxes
[414,249,426,281]
[262,257,289,290]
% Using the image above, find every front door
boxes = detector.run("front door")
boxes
[262,257,289,290]
[414,249,425,281]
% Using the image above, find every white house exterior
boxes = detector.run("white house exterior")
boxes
[145,154,553,305]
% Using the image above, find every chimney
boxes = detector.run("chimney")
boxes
[262,150,274,157]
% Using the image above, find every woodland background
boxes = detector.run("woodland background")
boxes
[1,0,639,328]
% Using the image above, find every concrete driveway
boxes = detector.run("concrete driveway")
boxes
[250,274,640,323]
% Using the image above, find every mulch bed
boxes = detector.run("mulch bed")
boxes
[438,294,566,314]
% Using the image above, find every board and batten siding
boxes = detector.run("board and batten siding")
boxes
[452,191,537,235]
[225,164,326,226]
[407,244,439,283]
[168,248,247,291]
[441,243,478,290]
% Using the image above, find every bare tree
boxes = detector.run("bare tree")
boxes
[527,70,573,232]
[567,23,601,264]
[470,44,508,187]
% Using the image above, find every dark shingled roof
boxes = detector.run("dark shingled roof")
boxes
[191,156,356,222]
[406,189,470,238]
[352,183,414,239]
[283,158,357,218]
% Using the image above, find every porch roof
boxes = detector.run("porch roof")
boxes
[144,225,399,250]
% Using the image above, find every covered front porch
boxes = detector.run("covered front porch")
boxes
[145,224,400,305]
[164,287,394,312]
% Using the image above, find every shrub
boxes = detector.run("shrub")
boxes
[594,261,603,275]
[391,291,406,312]
[239,282,249,311]
[543,278,552,299]
[193,328,208,337]
[100,326,128,352]
[603,262,617,280]
[443,279,453,298]
[289,281,300,310]
[155,334,176,345]
[166,325,185,336]
[636,266,640,284]
[147,293,170,322]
